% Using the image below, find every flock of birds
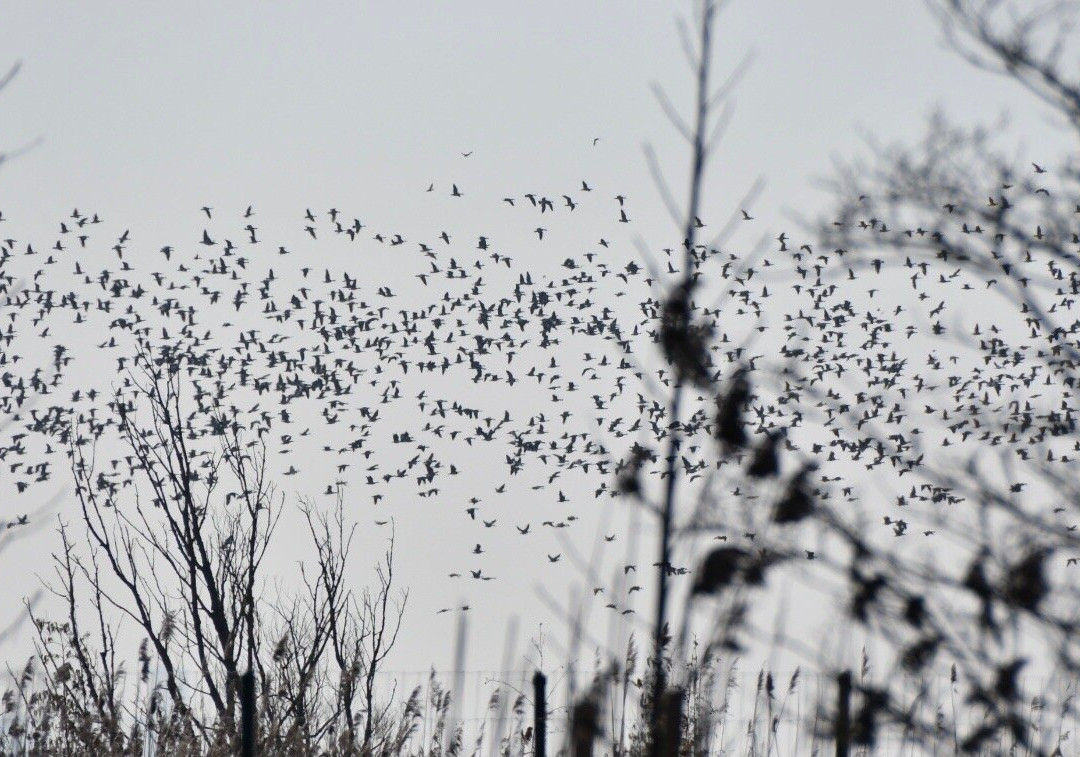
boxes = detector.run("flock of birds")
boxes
[1,151,1077,621]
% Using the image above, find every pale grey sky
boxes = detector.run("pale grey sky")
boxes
[0,0,1073,710]
[2,2,1066,231]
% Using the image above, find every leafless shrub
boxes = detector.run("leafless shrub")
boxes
[2,343,407,755]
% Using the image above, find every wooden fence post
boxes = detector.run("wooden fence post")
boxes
[240,668,256,757]
[533,670,547,757]
[571,699,598,757]
[836,670,852,757]
[658,687,683,757]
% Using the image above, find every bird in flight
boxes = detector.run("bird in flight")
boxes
[4,161,1065,639]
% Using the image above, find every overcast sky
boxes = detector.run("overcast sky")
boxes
[3,2,1069,229]
[1,0,1075,717]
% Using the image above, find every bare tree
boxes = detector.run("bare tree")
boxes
[764,2,1080,751]
[594,2,1080,755]
[929,0,1080,134]
[2,341,409,755]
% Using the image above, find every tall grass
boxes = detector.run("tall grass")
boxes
[5,630,1075,755]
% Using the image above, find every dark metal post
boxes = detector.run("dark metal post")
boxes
[533,670,547,757]
[240,668,256,757]
[658,688,683,757]
[836,670,852,757]
[571,699,597,757]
